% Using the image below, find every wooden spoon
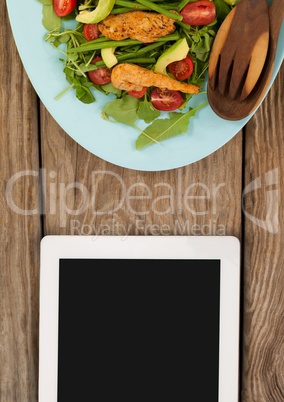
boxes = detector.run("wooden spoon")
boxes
[207,0,283,120]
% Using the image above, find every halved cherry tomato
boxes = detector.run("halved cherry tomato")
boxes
[83,24,99,41]
[150,88,184,111]
[181,0,216,26]
[88,56,112,85]
[127,87,147,98]
[168,56,194,81]
[53,0,76,17]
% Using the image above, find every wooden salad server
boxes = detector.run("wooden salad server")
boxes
[206,0,283,121]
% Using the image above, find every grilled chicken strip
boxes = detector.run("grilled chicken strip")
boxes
[111,63,200,94]
[98,11,177,43]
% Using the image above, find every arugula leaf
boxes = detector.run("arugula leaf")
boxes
[75,86,94,103]
[37,0,52,5]
[41,4,61,31]
[99,83,122,97]
[136,102,208,150]
[58,33,71,43]
[137,98,161,123]
[57,67,95,104]
[102,94,139,126]
[187,22,217,62]
[214,0,232,24]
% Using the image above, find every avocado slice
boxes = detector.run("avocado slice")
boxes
[76,0,115,24]
[154,38,189,76]
[101,47,118,68]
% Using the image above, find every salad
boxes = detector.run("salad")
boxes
[38,0,235,149]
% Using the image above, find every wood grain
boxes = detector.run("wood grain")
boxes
[242,64,284,402]
[40,103,243,239]
[0,2,42,401]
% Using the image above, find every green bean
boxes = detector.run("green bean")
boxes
[113,1,180,11]
[111,7,148,14]
[117,57,156,64]
[115,0,148,9]
[136,0,182,20]
[176,20,193,31]
[68,39,143,53]
[68,33,180,53]
[111,2,180,13]
[82,36,113,44]
[177,0,191,12]
[161,4,180,10]
[113,43,164,62]
[122,41,165,56]
[84,57,156,70]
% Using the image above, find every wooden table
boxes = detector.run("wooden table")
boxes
[1,1,284,400]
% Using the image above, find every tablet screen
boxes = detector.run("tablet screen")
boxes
[57,259,220,401]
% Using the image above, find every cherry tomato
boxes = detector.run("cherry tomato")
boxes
[53,0,76,17]
[127,87,147,98]
[181,0,216,26]
[83,24,99,41]
[88,56,112,85]
[150,88,184,111]
[168,56,194,81]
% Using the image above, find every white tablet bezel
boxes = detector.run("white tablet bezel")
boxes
[39,235,240,402]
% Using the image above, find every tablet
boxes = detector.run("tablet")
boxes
[39,235,240,402]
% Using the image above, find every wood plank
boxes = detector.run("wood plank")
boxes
[0,3,42,401]
[242,63,284,402]
[40,104,243,239]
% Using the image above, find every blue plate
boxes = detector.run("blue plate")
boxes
[7,0,284,171]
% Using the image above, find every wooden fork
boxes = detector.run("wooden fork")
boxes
[208,0,270,101]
